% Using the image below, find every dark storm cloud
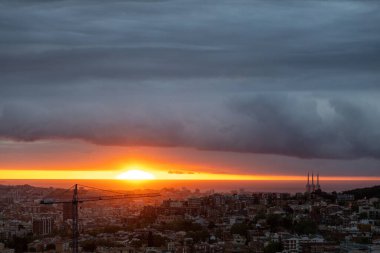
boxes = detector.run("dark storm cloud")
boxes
[224,93,380,159]
[1,0,380,160]
[1,92,380,160]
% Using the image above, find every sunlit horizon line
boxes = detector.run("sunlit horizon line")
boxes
[0,169,380,181]
[116,169,155,180]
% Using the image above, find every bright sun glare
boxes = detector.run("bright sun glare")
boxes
[116,169,155,180]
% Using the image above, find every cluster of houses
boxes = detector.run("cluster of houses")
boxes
[1,184,380,252]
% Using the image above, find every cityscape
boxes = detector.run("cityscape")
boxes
[1,0,380,253]
[1,176,380,253]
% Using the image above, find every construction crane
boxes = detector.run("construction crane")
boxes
[40,184,160,253]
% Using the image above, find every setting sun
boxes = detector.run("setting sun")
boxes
[116,169,155,180]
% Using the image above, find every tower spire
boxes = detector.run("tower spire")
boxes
[306,172,311,193]
[316,173,321,191]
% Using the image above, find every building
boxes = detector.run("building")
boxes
[32,217,54,236]
[188,198,202,209]
[156,215,183,224]
[167,242,176,252]
[305,172,321,193]
[62,202,72,221]
[337,194,355,202]
[283,237,300,253]
[0,243,15,253]
[340,242,372,253]
[359,205,380,219]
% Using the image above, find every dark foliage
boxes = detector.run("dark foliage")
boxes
[264,241,283,253]
[343,185,380,200]
[161,220,203,232]
[294,219,317,235]
[230,223,249,236]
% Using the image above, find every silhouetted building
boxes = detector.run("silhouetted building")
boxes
[306,172,321,193]
[32,217,54,236]
[62,202,72,221]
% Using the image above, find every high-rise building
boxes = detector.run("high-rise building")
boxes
[312,173,315,192]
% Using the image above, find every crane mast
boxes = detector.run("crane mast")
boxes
[72,184,79,253]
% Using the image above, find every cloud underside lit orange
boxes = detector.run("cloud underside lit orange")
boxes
[0,169,379,181]
[1,141,380,182]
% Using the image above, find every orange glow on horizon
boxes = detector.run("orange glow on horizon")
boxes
[2,140,378,183]
[0,168,380,181]
[116,169,156,180]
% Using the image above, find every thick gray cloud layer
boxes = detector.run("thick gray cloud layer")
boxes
[1,0,380,159]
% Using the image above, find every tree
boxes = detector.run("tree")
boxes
[208,221,216,229]
[254,211,266,222]
[45,243,55,251]
[264,242,283,253]
[103,225,121,233]
[282,216,293,230]
[130,239,142,248]
[147,231,154,247]
[7,236,30,253]
[266,214,281,232]
[294,219,317,235]
[82,241,97,252]
[230,223,248,236]
[162,219,203,232]
[187,229,210,243]
[152,234,166,247]
[359,212,368,219]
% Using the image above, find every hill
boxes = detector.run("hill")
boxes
[343,185,380,200]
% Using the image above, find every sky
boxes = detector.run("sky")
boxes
[0,0,380,181]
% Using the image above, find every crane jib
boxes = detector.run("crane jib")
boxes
[39,184,160,253]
